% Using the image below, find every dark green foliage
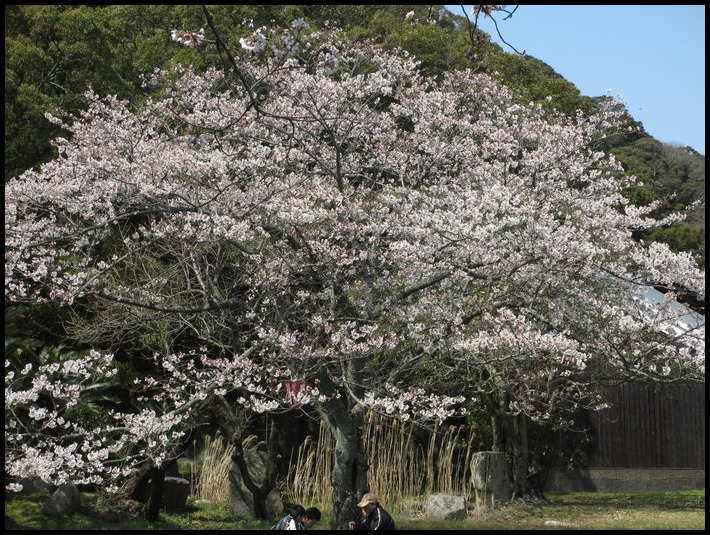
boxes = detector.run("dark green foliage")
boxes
[5,6,139,179]
[648,224,705,269]
[4,5,307,180]
[613,138,705,266]
[5,306,122,432]
[525,419,594,492]
[487,53,600,117]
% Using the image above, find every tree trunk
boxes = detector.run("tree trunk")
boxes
[315,366,367,530]
[491,406,538,504]
[508,413,531,498]
[116,460,153,503]
[145,466,165,521]
[328,415,367,529]
[505,413,542,500]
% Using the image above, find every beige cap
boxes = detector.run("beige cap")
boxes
[357,493,379,507]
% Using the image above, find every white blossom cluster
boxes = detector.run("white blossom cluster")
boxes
[171,28,205,49]
[363,385,466,424]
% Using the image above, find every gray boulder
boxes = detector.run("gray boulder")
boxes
[42,483,81,517]
[470,451,512,513]
[228,449,283,519]
[162,476,191,508]
[18,476,50,493]
[426,494,468,520]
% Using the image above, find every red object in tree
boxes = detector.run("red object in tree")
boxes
[283,379,314,407]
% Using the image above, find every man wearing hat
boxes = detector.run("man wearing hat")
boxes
[348,492,396,530]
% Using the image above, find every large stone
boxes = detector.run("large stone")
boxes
[228,449,283,519]
[18,476,50,493]
[470,451,512,513]
[42,483,81,517]
[425,494,468,520]
[162,476,191,508]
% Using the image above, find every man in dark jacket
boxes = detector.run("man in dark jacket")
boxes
[348,493,396,530]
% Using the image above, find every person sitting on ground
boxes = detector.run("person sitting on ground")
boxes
[301,507,322,529]
[271,503,306,530]
[348,493,396,530]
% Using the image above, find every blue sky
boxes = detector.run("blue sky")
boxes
[445,5,705,155]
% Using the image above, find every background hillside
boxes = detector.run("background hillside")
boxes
[5,5,704,273]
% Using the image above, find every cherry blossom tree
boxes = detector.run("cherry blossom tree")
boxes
[5,16,704,527]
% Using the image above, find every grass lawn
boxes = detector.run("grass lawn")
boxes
[5,489,705,530]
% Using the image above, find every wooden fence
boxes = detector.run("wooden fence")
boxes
[586,381,705,469]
